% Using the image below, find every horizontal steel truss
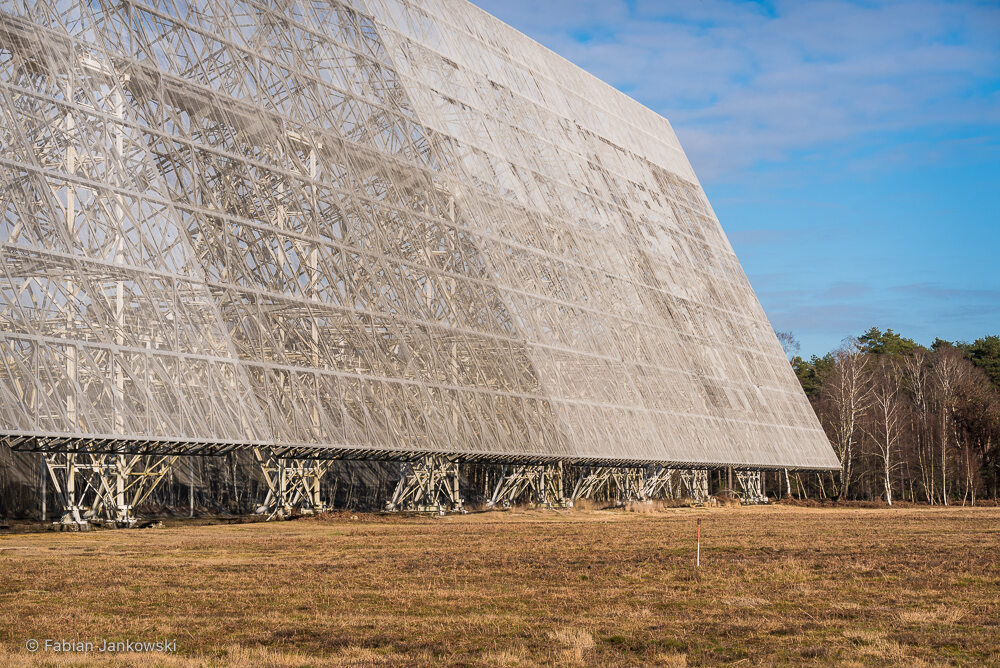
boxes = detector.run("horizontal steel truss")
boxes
[43,452,176,528]
[253,448,331,520]
[386,455,464,514]
[735,470,769,505]
[487,463,568,509]
[2,434,844,472]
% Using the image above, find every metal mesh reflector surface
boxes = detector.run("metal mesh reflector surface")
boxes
[0,0,839,470]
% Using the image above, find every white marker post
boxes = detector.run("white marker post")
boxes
[696,518,701,568]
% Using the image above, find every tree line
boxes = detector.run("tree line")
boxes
[782,328,1000,505]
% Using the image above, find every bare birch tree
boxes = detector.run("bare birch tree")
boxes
[931,348,969,506]
[776,331,801,360]
[901,349,934,502]
[821,339,873,499]
[953,371,1000,506]
[864,357,902,504]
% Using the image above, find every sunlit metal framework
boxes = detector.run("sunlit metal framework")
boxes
[680,469,711,505]
[0,0,838,524]
[386,454,463,513]
[572,466,644,505]
[253,447,331,518]
[488,462,567,509]
[44,452,176,527]
[735,469,769,505]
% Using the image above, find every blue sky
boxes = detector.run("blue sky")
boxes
[473,0,1000,357]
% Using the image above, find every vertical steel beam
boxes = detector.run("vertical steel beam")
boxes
[189,456,195,518]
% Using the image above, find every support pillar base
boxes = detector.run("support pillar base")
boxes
[642,465,678,500]
[679,469,711,505]
[487,463,569,509]
[44,452,176,529]
[571,466,644,505]
[254,448,330,520]
[386,455,464,514]
[736,470,769,505]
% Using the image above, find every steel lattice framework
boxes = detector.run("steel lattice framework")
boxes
[0,0,840,498]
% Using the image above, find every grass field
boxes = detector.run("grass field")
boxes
[1,505,998,666]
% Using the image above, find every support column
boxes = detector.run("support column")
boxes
[188,456,195,518]
[386,455,464,514]
[44,452,177,528]
[39,454,47,521]
[254,448,330,519]
[487,462,568,509]
[45,453,85,528]
[735,470,769,505]
[571,466,644,505]
[679,469,711,505]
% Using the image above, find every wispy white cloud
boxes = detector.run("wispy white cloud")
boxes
[891,283,1000,302]
[475,0,1000,181]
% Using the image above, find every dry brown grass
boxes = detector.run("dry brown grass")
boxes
[1,505,998,666]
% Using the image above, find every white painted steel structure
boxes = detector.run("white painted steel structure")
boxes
[0,0,839,523]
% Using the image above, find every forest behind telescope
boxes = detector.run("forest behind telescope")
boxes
[782,328,1000,504]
